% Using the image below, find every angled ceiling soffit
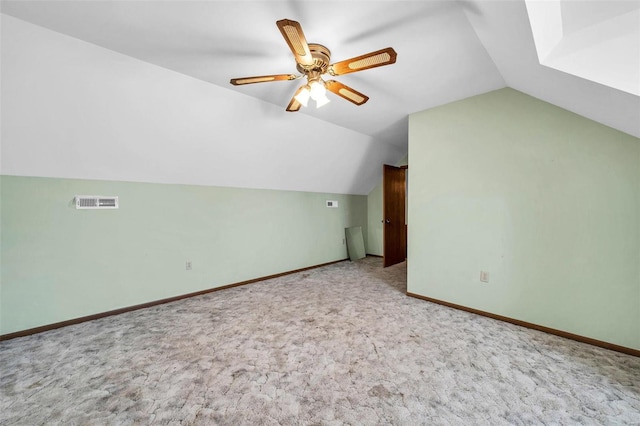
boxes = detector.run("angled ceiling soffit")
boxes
[525,0,639,96]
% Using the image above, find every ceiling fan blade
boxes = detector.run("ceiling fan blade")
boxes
[230,74,298,85]
[276,19,314,66]
[325,80,369,106]
[328,47,397,76]
[286,86,305,112]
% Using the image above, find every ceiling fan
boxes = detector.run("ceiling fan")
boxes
[230,19,397,111]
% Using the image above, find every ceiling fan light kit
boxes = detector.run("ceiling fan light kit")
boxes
[230,19,397,112]
[293,74,331,108]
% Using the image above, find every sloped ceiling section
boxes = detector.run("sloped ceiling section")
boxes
[0,1,505,143]
[0,0,508,195]
[1,15,402,194]
[1,1,638,195]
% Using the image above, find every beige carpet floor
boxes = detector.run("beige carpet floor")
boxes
[1,257,639,425]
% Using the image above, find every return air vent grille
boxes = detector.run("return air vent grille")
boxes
[75,195,119,209]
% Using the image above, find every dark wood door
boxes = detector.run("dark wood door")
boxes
[383,164,406,267]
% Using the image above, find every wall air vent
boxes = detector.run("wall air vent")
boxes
[75,195,119,209]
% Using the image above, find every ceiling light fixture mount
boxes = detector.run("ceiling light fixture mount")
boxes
[230,19,397,112]
[297,44,331,75]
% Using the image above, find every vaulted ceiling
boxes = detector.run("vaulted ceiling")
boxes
[2,1,638,194]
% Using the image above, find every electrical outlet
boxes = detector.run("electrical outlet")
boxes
[186,261,192,271]
[480,271,489,283]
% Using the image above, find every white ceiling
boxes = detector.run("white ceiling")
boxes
[0,0,509,148]
[1,0,638,194]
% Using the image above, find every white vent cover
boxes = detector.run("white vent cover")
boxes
[75,195,119,209]
[326,200,338,208]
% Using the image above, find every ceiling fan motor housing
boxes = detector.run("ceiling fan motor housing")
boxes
[297,43,331,75]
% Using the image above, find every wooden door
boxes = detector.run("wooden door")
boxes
[383,164,406,267]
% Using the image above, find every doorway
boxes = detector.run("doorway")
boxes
[382,164,407,267]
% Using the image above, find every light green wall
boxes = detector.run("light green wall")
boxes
[408,88,640,350]
[366,155,408,256]
[0,176,367,335]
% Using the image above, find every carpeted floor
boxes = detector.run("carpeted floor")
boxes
[1,257,639,425]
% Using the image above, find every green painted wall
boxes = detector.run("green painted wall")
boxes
[0,176,367,335]
[408,88,640,350]
[367,155,408,256]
